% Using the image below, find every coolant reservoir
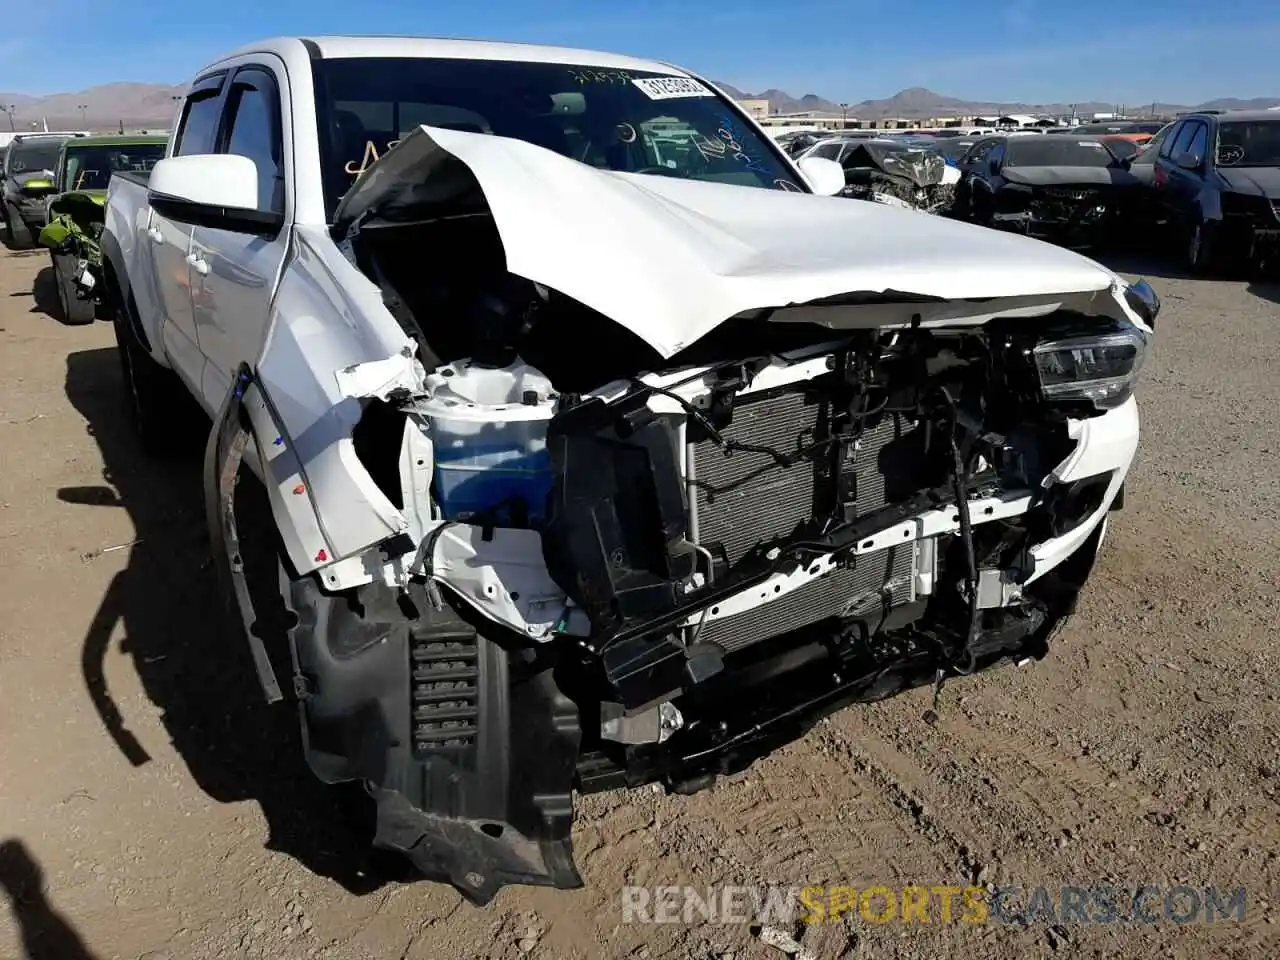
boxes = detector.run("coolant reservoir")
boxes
[418,360,556,525]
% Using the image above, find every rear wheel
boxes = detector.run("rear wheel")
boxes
[52,253,95,325]
[110,296,197,456]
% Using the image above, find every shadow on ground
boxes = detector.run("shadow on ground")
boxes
[1247,280,1280,306]
[60,347,401,896]
[6,263,58,319]
[0,839,100,960]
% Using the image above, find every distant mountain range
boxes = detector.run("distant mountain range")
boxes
[1,81,1277,131]
[0,83,183,131]
[714,84,1280,120]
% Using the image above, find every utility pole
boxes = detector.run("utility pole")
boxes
[840,102,849,129]
[78,103,88,126]
[2,105,13,132]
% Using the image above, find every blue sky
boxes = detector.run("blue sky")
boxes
[1,0,1277,104]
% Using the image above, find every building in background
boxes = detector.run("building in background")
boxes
[736,99,771,120]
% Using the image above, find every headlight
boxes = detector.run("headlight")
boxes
[1032,327,1148,410]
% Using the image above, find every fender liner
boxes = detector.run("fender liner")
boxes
[205,361,284,703]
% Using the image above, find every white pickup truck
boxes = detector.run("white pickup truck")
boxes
[101,35,1158,903]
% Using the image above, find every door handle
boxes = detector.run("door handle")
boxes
[147,226,163,244]
[186,252,210,276]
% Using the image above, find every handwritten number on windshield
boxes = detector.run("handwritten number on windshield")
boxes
[570,69,633,86]
[692,119,771,176]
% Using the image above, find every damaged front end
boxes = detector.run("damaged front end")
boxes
[840,142,957,214]
[215,126,1153,903]
[988,179,1139,247]
[38,193,107,304]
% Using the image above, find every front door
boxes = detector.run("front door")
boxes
[151,74,230,403]
[188,64,291,411]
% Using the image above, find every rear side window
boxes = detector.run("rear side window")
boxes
[175,90,225,157]
[1158,122,1185,159]
[1166,122,1201,161]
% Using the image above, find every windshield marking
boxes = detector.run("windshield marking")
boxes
[345,139,400,176]
[631,76,714,100]
[569,69,633,86]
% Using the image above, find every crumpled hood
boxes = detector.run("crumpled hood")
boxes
[1217,166,1280,199]
[337,125,1122,358]
[1002,166,1138,188]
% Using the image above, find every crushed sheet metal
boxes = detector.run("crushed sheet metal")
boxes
[426,524,579,638]
[333,348,422,401]
[332,124,1126,359]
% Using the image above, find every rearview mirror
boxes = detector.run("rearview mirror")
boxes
[147,154,281,235]
[1174,151,1202,171]
[796,156,847,196]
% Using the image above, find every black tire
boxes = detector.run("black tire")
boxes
[5,203,33,249]
[52,253,96,325]
[1185,217,1217,275]
[110,297,198,457]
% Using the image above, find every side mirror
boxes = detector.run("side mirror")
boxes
[796,156,847,196]
[1174,151,1202,171]
[147,154,281,235]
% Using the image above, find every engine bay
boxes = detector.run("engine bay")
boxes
[335,211,1145,722]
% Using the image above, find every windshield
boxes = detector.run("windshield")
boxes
[63,142,165,191]
[1005,138,1115,167]
[1215,120,1280,168]
[7,138,66,175]
[312,57,801,217]
[1102,138,1141,160]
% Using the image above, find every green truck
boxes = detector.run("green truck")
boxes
[37,134,166,323]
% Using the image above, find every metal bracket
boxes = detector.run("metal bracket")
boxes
[204,362,284,703]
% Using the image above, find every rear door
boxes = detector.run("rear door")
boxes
[148,74,227,398]
[188,61,291,412]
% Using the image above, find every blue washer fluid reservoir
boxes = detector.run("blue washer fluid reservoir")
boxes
[418,359,557,525]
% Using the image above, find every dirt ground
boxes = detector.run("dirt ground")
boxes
[0,244,1277,960]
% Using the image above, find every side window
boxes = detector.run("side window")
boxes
[175,88,225,157]
[220,68,284,214]
[964,139,993,166]
[986,141,1006,170]
[811,142,842,160]
[1184,123,1208,164]
[1167,122,1200,162]
[1158,122,1185,159]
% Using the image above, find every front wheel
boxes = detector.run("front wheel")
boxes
[4,204,32,248]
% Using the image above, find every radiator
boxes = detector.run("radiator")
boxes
[692,387,918,654]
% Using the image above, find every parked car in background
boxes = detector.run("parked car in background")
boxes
[955,134,1141,245]
[1153,110,1280,274]
[836,138,959,213]
[1,133,81,247]
[36,134,167,323]
[99,34,1154,903]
